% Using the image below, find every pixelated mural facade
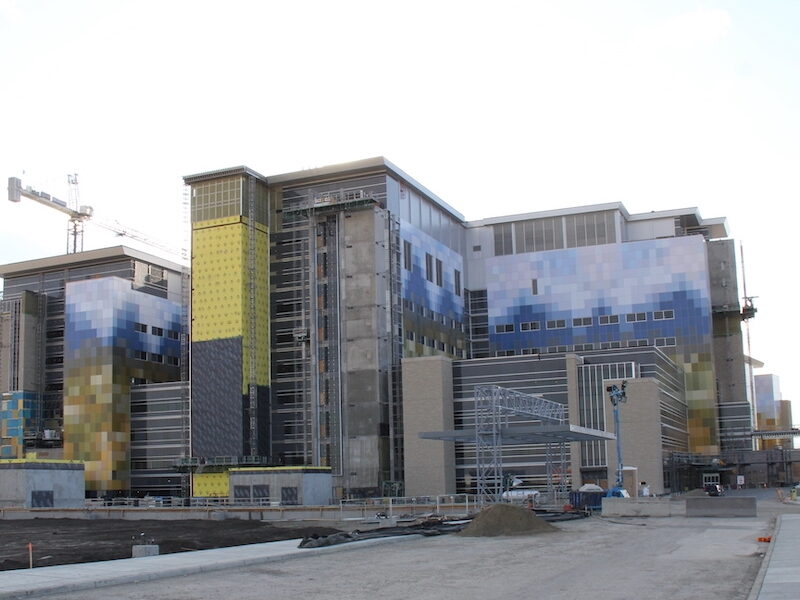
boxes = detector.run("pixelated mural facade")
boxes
[0,391,38,458]
[63,277,181,492]
[485,235,718,452]
[400,220,466,358]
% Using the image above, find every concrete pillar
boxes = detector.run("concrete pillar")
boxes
[401,356,456,496]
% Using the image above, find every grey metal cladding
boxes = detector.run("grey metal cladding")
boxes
[191,337,244,457]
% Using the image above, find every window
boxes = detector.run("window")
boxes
[496,350,515,357]
[626,339,649,347]
[515,217,564,253]
[600,341,622,349]
[521,347,540,355]
[572,317,592,327]
[653,309,675,320]
[406,331,415,341]
[426,337,435,348]
[132,349,147,360]
[134,322,147,333]
[531,279,539,295]
[547,345,569,353]
[419,335,426,346]
[403,240,412,271]
[148,353,164,363]
[437,341,446,351]
[436,258,443,287]
[521,321,540,331]
[655,337,676,347]
[495,324,514,333]
[425,253,433,282]
[493,223,513,256]
[167,329,179,340]
[625,312,647,323]
[281,487,299,505]
[546,319,566,329]
[472,245,482,252]
[599,315,619,325]
[151,326,164,336]
[166,356,179,366]
[573,343,595,351]
[454,269,461,296]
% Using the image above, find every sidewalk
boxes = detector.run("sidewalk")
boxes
[749,513,800,600]
[0,536,415,599]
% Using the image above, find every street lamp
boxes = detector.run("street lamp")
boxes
[606,381,628,492]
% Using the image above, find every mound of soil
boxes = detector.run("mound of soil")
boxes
[458,503,557,537]
[0,519,340,571]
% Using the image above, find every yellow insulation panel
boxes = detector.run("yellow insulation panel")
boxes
[192,471,230,497]
[191,218,270,386]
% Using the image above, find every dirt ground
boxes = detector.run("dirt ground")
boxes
[0,519,340,571]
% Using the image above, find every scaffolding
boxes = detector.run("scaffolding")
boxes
[474,385,567,505]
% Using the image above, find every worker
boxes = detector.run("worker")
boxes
[639,481,651,497]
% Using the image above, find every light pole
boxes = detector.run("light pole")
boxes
[606,381,628,490]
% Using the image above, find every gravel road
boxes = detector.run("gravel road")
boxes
[50,499,791,600]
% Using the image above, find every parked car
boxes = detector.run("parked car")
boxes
[704,483,724,496]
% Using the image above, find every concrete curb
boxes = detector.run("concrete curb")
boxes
[745,514,779,600]
[0,535,423,599]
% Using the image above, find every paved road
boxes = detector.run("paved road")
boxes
[48,500,799,600]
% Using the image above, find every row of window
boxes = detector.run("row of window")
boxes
[494,210,618,256]
[405,330,468,358]
[402,299,465,332]
[494,310,676,333]
[129,349,180,366]
[403,240,462,296]
[494,337,677,356]
[133,322,180,339]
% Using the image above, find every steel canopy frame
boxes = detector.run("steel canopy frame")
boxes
[474,385,567,506]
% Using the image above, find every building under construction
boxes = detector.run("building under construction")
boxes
[183,157,758,499]
[0,247,189,496]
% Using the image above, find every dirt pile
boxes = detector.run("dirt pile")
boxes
[458,503,557,537]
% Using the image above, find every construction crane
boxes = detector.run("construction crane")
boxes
[7,175,186,261]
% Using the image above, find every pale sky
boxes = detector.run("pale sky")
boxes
[1,1,798,430]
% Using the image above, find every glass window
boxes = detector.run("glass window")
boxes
[546,319,566,329]
[521,321,540,331]
[436,259,443,287]
[493,223,513,256]
[425,253,433,282]
[403,241,412,271]
[599,315,619,325]
[454,269,461,296]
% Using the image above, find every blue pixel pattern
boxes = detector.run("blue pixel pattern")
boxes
[65,277,181,359]
[486,235,712,358]
[400,220,464,320]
